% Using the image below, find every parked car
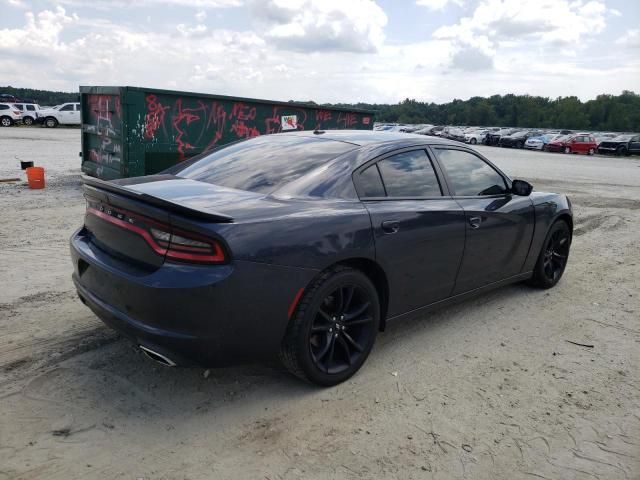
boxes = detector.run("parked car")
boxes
[485,128,516,146]
[39,102,81,127]
[0,103,22,126]
[12,103,45,126]
[524,133,562,151]
[597,134,640,156]
[464,129,488,145]
[427,125,445,136]
[71,130,573,386]
[546,134,597,154]
[499,130,542,148]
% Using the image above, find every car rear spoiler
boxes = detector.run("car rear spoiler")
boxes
[82,176,234,223]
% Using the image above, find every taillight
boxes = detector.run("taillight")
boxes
[86,201,226,264]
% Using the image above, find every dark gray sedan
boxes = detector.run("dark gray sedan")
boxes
[71,130,573,386]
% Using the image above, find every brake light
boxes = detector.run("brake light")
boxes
[86,201,226,264]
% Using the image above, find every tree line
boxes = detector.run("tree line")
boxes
[4,85,638,132]
[328,91,640,132]
[1,86,79,106]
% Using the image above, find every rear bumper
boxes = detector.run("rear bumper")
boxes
[70,227,318,366]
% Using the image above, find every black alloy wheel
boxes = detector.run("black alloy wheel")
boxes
[280,266,380,386]
[529,220,571,289]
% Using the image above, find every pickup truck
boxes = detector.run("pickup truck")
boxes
[40,102,81,127]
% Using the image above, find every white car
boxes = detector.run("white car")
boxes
[13,103,45,126]
[39,102,81,127]
[524,134,563,151]
[0,103,22,127]
[464,129,488,144]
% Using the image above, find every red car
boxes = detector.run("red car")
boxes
[545,134,597,155]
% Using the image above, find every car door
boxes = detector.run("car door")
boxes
[431,147,535,294]
[354,148,466,316]
[58,103,75,124]
[629,135,640,154]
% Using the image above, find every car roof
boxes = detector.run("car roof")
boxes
[280,129,462,148]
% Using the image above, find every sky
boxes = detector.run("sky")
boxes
[1,0,639,104]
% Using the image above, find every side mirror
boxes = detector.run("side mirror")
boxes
[512,179,533,196]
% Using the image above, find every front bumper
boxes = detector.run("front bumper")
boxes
[70,227,318,367]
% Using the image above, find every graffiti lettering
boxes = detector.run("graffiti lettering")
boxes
[145,95,170,140]
[337,112,358,129]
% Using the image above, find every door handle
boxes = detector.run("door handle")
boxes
[468,216,482,229]
[381,220,400,234]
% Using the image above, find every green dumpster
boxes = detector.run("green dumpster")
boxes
[80,86,375,180]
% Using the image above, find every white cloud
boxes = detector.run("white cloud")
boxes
[434,0,610,45]
[0,2,638,106]
[195,10,207,22]
[250,0,388,53]
[616,29,640,49]
[415,0,464,10]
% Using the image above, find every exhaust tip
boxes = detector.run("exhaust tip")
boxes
[139,345,176,367]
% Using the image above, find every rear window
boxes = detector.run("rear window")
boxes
[172,135,356,194]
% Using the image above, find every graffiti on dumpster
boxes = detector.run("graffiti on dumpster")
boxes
[86,94,123,174]
[142,94,372,161]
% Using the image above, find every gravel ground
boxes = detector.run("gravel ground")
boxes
[0,127,639,480]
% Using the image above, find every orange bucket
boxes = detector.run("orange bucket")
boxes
[26,167,45,189]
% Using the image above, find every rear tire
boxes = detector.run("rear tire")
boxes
[0,116,13,127]
[588,148,595,155]
[528,220,571,289]
[23,116,34,126]
[616,146,627,156]
[280,266,380,386]
[516,141,523,149]
[45,117,58,128]
[470,138,477,145]
[564,146,571,154]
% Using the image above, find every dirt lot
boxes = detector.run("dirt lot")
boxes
[1,127,639,480]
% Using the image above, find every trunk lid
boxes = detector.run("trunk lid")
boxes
[82,175,249,268]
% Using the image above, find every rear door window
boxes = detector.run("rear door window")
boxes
[435,149,507,196]
[26,105,35,111]
[376,150,442,197]
[60,104,74,111]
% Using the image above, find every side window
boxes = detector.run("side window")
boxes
[26,105,35,111]
[15,104,24,111]
[60,104,74,111]
[358,164,385,197]
[377,150,442,197]
[0,105,8,110]
[435,149,507,196]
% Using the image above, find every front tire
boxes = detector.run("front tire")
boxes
[45,117,58,128]
[564,146,571,154]
[470,138,477,145]
[528,220,571,289]
[588,148,595,155]
[280,266,380,386]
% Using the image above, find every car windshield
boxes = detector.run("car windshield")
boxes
[169,135,357,194]
[611,135,633,141]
